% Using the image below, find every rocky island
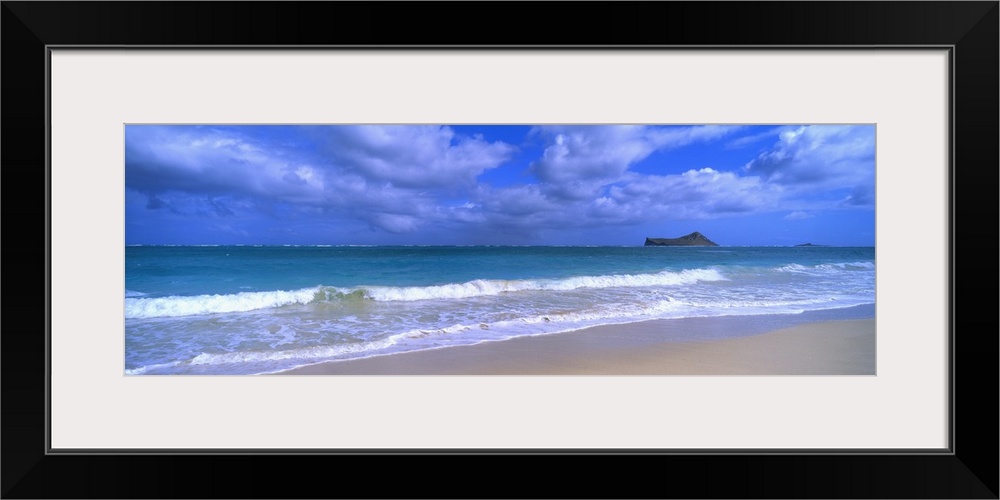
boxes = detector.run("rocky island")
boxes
[644,232,719,247]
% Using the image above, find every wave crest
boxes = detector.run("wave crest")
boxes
[125,268,725,318]
[776,261,875,274]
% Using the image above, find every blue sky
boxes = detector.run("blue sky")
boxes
[125,124,875,246]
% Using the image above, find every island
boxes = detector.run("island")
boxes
[644,232,719,247]
[794,243,827,247]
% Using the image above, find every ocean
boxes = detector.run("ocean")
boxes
[124,245,876,375]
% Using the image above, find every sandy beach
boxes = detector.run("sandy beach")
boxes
[278,313,876,376]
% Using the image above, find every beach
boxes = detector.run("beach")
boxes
[122,125,877,378]
[278,314,876,376]
[125,246,875,375]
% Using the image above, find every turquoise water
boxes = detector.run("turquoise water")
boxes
[125,246,875,375]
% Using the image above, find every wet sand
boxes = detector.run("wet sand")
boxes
[277,316,875,376]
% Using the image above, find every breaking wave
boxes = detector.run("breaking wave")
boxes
[124,268,726,318]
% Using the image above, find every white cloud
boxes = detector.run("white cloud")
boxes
[127,125,517,236]
[841,184,875,207]
[725,127,784,149]
[127,125,873,243]
[528,125,739,200]
[606,168,775,220]
[318,125,514,189]
[784,210,814,220]
[469,167,777,232]
[744,125,875,188]
[370,213,421,233]
[126,126,327,205]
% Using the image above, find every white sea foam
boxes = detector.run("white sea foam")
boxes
[124,268,726,318]
[389,298,686,342]
[775,261,874,274]
[817,261,875,270]
[124,360,181,375]
[125,288,323,318]
[169,300,690,370]
[359,268,724,301]
[185,337,400,366]
[775,263,810,273]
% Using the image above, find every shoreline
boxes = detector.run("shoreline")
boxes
[277,308,875,376]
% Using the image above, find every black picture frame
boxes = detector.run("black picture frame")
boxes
[3,2,996,498]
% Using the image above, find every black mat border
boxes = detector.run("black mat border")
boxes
[3,2,996,498]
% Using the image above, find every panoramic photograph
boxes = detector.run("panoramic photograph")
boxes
[124,124,875,375]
